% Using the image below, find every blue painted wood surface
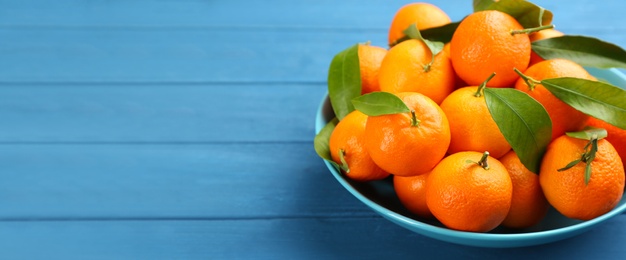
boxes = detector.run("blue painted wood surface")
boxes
[1,0,626,258]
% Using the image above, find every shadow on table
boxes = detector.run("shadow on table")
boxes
[283,148,623,258]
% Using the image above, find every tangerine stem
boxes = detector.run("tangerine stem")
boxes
[474,72,497,97]
[478,151,490,170]
[411,110,421,127]
[422,63,432,72]
[338,149,350,173]
[557,137,598,185]
[513,68,540,90]
[510,24,555,35]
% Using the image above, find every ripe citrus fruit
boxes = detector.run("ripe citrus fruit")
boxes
[364,92,450,176]
[394,173,433,219]
[450,10,531,88]
[388,2,451,46]
[514,59,595,140]
[529,29,564,65]
[586,118,626,170]
[499,151,549,229]
[540,135,625,220]
[378,39,455,104]
[443,43,467,89]
[439,75,511,158]
[426,151,512,232]
[358,44,388,94]
[329,110,389,181]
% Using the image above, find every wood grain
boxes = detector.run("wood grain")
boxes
[0,83,325,142]
[1,0,626,257]
[0,143,374,218]
[0,216,625,258]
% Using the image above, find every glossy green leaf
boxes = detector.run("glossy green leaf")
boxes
[542,77,626,130]
[352,92,410,116]
[473,0,496,12]
[484,88,552,174]
[313,118,341,171]
[403,24,444,55]
[483,0,553,28]
[420,22,460,43]
[390,23,451,49]
[557,137,599,185]
[400,24,444,71]
[566,127,608,140]
[532,36,626,69]
[328,44,361,120]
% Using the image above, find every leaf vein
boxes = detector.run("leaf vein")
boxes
[487,90,541,151]
[543,81,626,112]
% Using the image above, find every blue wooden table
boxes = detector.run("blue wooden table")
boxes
[1,0,625,258]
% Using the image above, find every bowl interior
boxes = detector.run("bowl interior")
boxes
[315,68,626,247]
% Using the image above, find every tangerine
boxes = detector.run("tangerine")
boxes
[394,173,433,219]
[364,92,450,176]
[586,118,626,171]
[426,151,512,232]
[439,74,511,158]
[358,44,388,94]
[329,110,389,181]
[450,10,531,88]
[540,135,625,220]
[388,3,451,46]
[514,59,595,140]
[379,39,455,104]
[500,151,549,228]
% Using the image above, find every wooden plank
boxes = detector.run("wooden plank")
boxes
[0,143,374,218]
[0,0,623,34]
[1,28,625,83]
[0,0,469,29]
[0,83,324,142]
[0,29,388,83]
[0,216,625,258]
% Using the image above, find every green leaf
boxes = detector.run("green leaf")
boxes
[402,24,444,56]
[420,22,460,43]
[401,24,444,71]
[328,44,361,120]
[390,22,459,47]
[473,0,497,12]
[557,158,582,172]
[352,92,410,116]
[484,88,552,174]
[532,36,626,69]
[483,0,553,28]
[424,41,444,58]
[584,161,592,185]
[314,118,338,161]
[585,138,599,185]
[313,118,342,171]
[566,127,608,140]
[541,77,626,130]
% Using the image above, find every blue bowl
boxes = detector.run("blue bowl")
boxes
[315,68,626,248]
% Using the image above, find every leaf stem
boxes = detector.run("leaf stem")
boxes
[511,24,555,35]
[513,68,541,90]
[557,137,598,185]
[474,72,497,97]
[338,149,350,173]
[411,110,421,127]
[477,151,490,170]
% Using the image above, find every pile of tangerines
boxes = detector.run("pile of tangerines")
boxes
[318,1,626,232]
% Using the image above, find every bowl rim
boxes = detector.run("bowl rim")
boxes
[314,67,626,244]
